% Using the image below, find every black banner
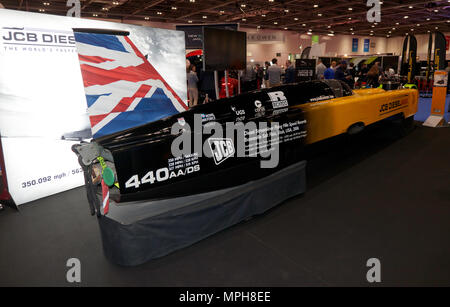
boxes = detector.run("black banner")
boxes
[176,24,238,49]
[400,36,409,76]
[426,33,433,82]
[407,35,417,84]
[434,31,446,71]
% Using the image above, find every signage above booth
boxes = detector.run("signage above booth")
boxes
[247,33,285,44]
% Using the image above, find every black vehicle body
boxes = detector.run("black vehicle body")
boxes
[73,80,352,211]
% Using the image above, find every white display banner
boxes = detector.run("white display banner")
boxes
[0,9,187,205]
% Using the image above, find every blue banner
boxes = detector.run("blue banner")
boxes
[352,38,359,52]
[364,39,370,52]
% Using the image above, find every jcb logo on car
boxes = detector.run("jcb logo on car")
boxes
[208,138,235,165]
[379,100,403,114]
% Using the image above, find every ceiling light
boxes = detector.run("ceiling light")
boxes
[189,0,195,2]
[242,18,246,21]
[112,1,119,5]
[408,6,413,9]
[404,16,409,19]
[348,8,353,11]
[435,26,439,29]
[262,14,266,17]
[171,6,177,10]
[348,17,352,20]
[317,13,322,16]
[433,9,439,12]
[392,27,396,30]
[302,23,306,26]
[188,20,193,23]
[327,25,331,28]
[350,28,353,31]
[39,8,45,12]
[102,7,108,11]
[370,33,374,36]
[157,11,162,15]
[307,31,312,35]
[219,10,225,14]
[284,27,288,30]
[92,13,98,16]
[294,17,299,21]
[417,24,420,26]
[268,0,274,2]
[410,29,414,31]
[426,18,430,21]
[144,17,149,20]
[241,4,246,8]
[257,25,261,28]
[284,9,289,13]
[202,15,207,19]
[43,2,50,6]
[313,4,318,8]
[351,32,355,35]
[274,21,278,24]
[328,33,334,36]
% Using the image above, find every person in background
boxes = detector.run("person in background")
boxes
[316,59,327,80]
[367,64,381,88]
[187,64,199,107]
[267,58,282,87]
[284,60,295,84]
[255,64,264,89]
[444,62,450,95]
[335,61,354,88]
[358,63,369,83]
[384,65,395,78]
[219,71,239,99]
[348,62,356,79]
[242,64,257,93]
[324,63,335,80]
[263,61,271,88]
[331,61,337,71]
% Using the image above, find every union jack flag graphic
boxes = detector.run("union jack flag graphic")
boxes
[74,32,188,138]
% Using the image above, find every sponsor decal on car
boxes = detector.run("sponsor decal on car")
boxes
[268,91,289,109]
[201,113,216,122]
[208,138,235,165]
[379,99,408,115]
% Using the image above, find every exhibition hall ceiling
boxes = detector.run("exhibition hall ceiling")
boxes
[1,0,450,37]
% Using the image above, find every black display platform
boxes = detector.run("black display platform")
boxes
[98,160,307,266]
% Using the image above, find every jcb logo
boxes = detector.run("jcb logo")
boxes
[379,104,389,112]
[208,138,235,165]
[380,100,401,113]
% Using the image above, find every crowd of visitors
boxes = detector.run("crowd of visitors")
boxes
[187,57,400,107]
[316,59,396,89]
